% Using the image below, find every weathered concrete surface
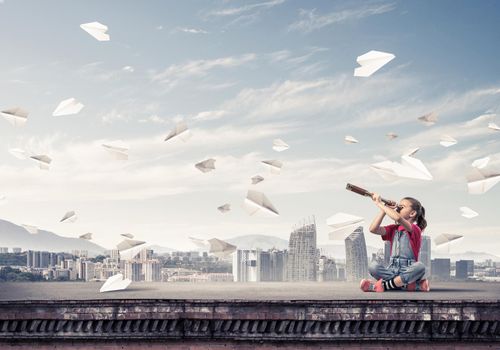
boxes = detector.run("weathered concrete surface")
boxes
[0,281,498,301]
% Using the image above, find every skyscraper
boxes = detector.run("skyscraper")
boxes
[287,217,318,282]
[124,261,143,281]
[345,226,368,282]
[431,258,450,281]
[456,260,474,280]
[233,249,260,282]
[419,235,432,278]
[318,256,337,282]
[144,260,161,282]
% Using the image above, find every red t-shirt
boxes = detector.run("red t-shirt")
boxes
[381,223,422,261]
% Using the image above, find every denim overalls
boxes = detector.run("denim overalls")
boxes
[368,228,425,284]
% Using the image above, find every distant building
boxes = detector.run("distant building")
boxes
[12,248,22,254]
[456,260,474,280]
[39,251,50,268]
[233,250,260,282]
[144,260,161,282]
[140,249,154,262]
[345,226,368,282]
[27,250,34,267]
[431,259,451,281]
[287,217,318,282]
[419,236,432,278]
[337,266,346,281]
[109,249,120,262]
[260,249,288,282]
[0,247,8,254]
[83,261,96,281]
[124,261,143,282]
[318,256,337,282]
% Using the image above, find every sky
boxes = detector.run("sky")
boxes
[0,0,499,255]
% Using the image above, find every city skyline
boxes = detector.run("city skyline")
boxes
[0,1,499,256]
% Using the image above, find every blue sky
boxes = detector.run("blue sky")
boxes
[0,0,499,255]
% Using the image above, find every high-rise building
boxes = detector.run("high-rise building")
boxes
[83,261,96,281]
[233,250,260,282]
[318,256,337,282]
[109,249,120,262]
[456,260,474,279]
[39,251,50,268]
[12,248,22,254]
[124,261,143,281]
[419,235,432,278]
[140,249,154,262]
[345,226,368,282]
[431,259,450,281]
[144,260,161,282]
[27,250,34,267]
[384,241,391,265]
[49,253,58,267]
[0,247,8,254]
[287,218,317,282]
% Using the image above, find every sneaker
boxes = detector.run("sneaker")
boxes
[360,278,384,292]
[418,279,430,292]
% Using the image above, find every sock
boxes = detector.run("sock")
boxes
[383,278,400,291]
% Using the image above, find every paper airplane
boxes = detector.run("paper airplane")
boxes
[1,107,28,127]
[386,132,398,140]
[8,148,28,160]
[488,122,500,131]
[195,158,216,173]
[117,239,146,251]
[404,147,420,157]
[418,112,438,126]
[243,190,279,217]
[30,155,52,170]
[251,175,264,185]
[60,211,77,223]
[459,207,478,219]
[80,21,110,41]
[100,274,131,293]
[217,203,231,213]
[354,50,395,77]
[326,213,364,241]
[79,232,92,240]
[466,168,500,194]
[272,139,289,152]
[102,142,129,160]
[344,135,358,144]
[164,121,191,142]
[207,238,236,258]
[121,233,134,239]
[22,224,38,234]
[371,154,433,181]
[440,135,458,147]
[117,239,147,261]
[262,160,283,174]
[435,233,463,246]
[53,98,84,116]
[471,156,490,169]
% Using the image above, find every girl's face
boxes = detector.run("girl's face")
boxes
[398,199,416,221]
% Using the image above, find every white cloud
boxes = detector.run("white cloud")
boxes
[174,27,209,34]
[193,110,228,121]
[207,0,285,17]
[289,3,396,33]
[101,109,127,124]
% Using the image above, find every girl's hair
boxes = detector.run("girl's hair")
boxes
[403,197,427,231]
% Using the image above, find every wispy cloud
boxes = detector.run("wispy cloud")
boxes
[288,2,396,33]
[172,27,209,34]
[207,0,285,17]
[151,53,256,87]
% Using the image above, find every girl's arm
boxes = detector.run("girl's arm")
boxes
[369,209,386,235]
[372,194,414,233]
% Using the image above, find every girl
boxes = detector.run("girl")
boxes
[360,193,429,292]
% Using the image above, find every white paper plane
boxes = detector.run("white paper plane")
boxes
[344,135,359,144]
[328,224,363,241]
[117,239,146,251]
[262,160,283,174]
[418,112,438,126]
[466,168,500,194]
[354,50,395,77]
[217,203,231,213]
[195,158,216,173]
[80,21,110,41]
[1,107,28,127]
[30,155,52,170]
[8,148,28,160]
[440,135,458,147]
[326,212,364,230]
[471,156,490,169]
[100,274,131,293]
[386,132,398,140]
[251,175,264,185]
[53,98,84,116]
[272,139,289,152]
[121,233,134,239]
[102,142,129,160]
[79,232,92,240]
[60,211,77,223]
[435,233,463,246]
[164,121,191,142]
[488,122,500,131]
[22,224,38,234]
[459,207,478,219]
[117,239,147,261]
[371,154,433,181]
[243,190,279,217]
[403,147,420,157]
[207,238,236,258]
